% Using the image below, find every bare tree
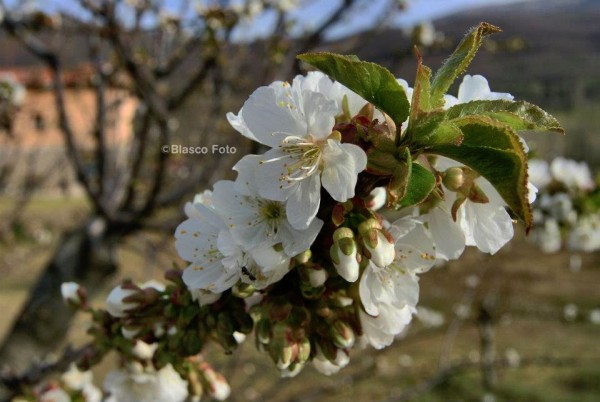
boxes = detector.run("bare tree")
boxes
[0,0,387,385]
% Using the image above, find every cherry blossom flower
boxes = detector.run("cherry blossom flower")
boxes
[212,180,322,258]
[227,73,367,229]
[358,218,436,349]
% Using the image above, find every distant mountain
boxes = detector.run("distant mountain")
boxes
[1,0,598,110]
[323,0,600,110]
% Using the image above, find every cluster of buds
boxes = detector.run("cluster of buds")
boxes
[253,299,311,376]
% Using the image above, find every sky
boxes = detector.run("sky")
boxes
[4,0,536,40]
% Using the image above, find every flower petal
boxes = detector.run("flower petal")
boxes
[241,86,307,147]
[255,148,299,201]
[321,140,367,202]
[301,90,337,139]
[285,174,321,230]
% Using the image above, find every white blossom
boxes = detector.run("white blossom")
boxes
[176,191,243,294]
[227,73,367,230]
[212,179,322,258]
[358,218,436,349]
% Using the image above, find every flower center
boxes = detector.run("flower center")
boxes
[260,200,284,220]
[279,135,322,182]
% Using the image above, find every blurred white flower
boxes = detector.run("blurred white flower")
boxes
[550,157,594,191]
[104,363,188,402]
[589,309,600,325]
[62,364,102,402]
[528,159,552,190]
[531,218,562,253]
[563,303,578,321]
[505,348,521,368]
[568,214,600,252]
[416,306,445,328]
[39,387,70,402]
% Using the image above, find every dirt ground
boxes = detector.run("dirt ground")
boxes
[0,196,599,402]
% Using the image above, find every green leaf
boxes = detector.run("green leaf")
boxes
[426,121,464,147]
[452,115,524,152]
[298,52,410,126]
[396,163,437,209]
[446,100,564,133]
[430,144,532,229]
[410,110,448,146]
[430,23,501,108]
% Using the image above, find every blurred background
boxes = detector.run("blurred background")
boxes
[0,0,598,401]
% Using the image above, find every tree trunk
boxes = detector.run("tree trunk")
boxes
[0,218,118,374]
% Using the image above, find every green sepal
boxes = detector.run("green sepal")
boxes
[395,163,437,209]
[297,52,410,126]
[446,100,564,134]
[430,22,501,108]
[409,52,433,119]
[387,148,412,206]
[366,149,401,176]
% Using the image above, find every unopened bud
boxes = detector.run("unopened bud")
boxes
[366,187,387,211]
[443,167,465,191]
[331,228,360,282]
[256,319,271,345]
[276,343,296,370]
[121,325,141,339]
[200,364,231,401]
[61,282,84,306]
[306,267,328,287]
[359,221,395,267]
[105,285,138,318]
[330,321,355,349]
[295,249,312,265]
[132,340,158,360]
[297,338,311,365]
